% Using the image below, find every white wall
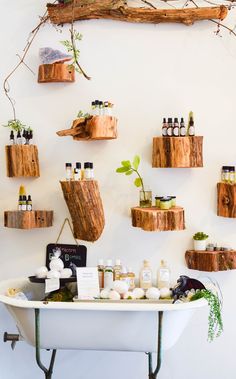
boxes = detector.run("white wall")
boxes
[0,1,236,378]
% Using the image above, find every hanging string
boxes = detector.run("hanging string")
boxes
[55,218,79,246]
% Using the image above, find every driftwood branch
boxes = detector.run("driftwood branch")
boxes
[47,0,228,26]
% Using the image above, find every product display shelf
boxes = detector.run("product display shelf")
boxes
[185,249,236,272]
[152,136,203,168]
[5,145,40,178]
[60,180,105,242]
[38,63,75,83]
[217,182,236,218]
[57,115,118,141]
[47,1,227,26]
[4,210,53,229]
[131,206,185,232]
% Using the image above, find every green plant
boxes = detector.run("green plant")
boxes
[191,289,223,342]
[3,119,32,133]
[77,110,91,119]
[116,155,145,193]
[193,232,209,240]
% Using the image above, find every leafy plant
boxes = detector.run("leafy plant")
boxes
[3,119,32,133]
[191,289,223,342]
[193,232,209,241]
[116,155,145,193]
[77,110,91,119]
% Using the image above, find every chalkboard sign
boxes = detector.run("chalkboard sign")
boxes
[46,244,87,275]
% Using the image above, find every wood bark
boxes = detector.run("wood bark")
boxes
[5,145,40,178]
[38,63,75,83]
[60,180,105,242]
[185,249,236,271]
[4,211,53,229]
[47,1,227,26]
[131,206,185,232]
[152,136,203,168]
[57,116,118,140]
[217,182,236,218]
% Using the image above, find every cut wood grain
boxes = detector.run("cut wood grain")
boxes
[47,1,227,26]
[217,182,236,218]
[57,115,117,141]
[60,180,105,242]
[38,63,75,83]
[131,206,185,232]
[185,249,236,271]
[4,211,53,229]
[5,145,40,178]
[152,136,203,168]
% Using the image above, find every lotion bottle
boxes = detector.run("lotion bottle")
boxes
[157,260,170,288]
[104,259,113,289]
[139,260,152,289]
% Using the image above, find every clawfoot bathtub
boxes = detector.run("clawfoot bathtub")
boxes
[0,278,206,379]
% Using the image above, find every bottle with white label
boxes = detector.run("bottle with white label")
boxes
[167,118,173,137]
[104,260,113,289]
[84,162,91,180]
[27,195,32,211]
[162,118,167,137]
[157,260,170,288]
[97,259,104,289]
[113,259,122,281]
[120,267,129,286]
[180,118,186,137]
[188,117,195,136]
[10,131,15,145]
[139,260,152,289]
[173,118,179,137]
[65,163,73,181]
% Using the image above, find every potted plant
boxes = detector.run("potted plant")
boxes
[193,232,209,251]
[116,155,152,207]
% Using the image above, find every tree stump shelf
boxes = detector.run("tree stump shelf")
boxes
[57,116,118,141]
[217,182,236,218]
[131,206,185,232]
[4,211,53,229]
[5,145,40,178]
[47,1,227,26]
[38,63,75,83]
[60,180,105,242]
[152,136,203,168]
[185,249,236,272]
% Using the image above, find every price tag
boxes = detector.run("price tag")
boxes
[76,267,99,299]
[45,278,60,293]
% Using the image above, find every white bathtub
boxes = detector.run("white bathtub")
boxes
[0,278,206,352]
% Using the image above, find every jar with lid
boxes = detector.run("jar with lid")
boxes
[155,196,163,208]
[139,189,152,208]
[160,197,172,210]
[169,196,176,207]
[221,166,229,183]
[229,166,235,184]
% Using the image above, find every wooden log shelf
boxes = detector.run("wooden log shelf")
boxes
[131,206,185,232]
[5,145,40,178]
[47,1,227,26]
[38,63,75,83]
[57,115,118,141]
[185,249,236,272]
[217,182,236,218]
[152,136,203,168]
[60,180,105,242]
[4,211,53,229]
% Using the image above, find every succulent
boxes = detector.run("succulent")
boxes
[193,232,209,240]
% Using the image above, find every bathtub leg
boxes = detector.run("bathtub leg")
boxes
[147,311,163,379]
[35,309,57,379]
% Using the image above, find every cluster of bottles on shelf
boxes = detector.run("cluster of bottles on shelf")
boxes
[98,259,170,290]
[155,196,176,210]
[162,114,195,137]
[9,129,33,145]
[221,166,236,184]
[65,162,94,181]
[18,186,32,211]
[206,243,232,252]
[91,100,114,116]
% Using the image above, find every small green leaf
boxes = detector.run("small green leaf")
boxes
[133,155,140,170]
[121,160,131,168]
[116,167,130,173]
[125,170,133,176]
[134,177,142,187]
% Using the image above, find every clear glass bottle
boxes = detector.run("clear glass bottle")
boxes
[84,162,91,180]
[74,162,81,180]
[113,259,122,281]
[157,260,170,289]
[120,267,129,286]
[104,260,113,289]
[65,163,73,181]
[99,101,104,116]
[139,190,152,208]
[229,166,235,184]
[139,260,152,289]
[127,267,135,290]
[97,259,104,289]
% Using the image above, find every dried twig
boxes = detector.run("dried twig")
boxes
[210,18,236,37]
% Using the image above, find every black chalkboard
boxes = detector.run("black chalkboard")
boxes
[46,243,87,276]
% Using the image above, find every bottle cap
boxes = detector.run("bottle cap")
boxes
[229,166,235,172]
[106,259,112,266]
[10,131,14,137]
[91,101,95,106]
[98,259,104,266]
[115,259,121,266]
[143,260,150,266]
[180,117,184,123]
[84,162,90,169]
[65,163,72,167]
[95,100,99,104]
[169,196,176,199]
[174,117,178,123]
[27,195,32,201]
[167,118,172,123]
[90,162,93,169]
[22,195,27,201]
[163,118,166,123]
[76,162,81,169]
[19,195,23,201]
[155,196,163,200]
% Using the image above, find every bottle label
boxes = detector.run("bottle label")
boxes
[162,127,167,136]
[189,126,195,136]
[173,127,179,136]
[104,272,113,289]
[180,128,186,136]
[142,270,152,283]
[27,204,32,211]
[21,204,27,211]
[159,268,170,282]
[167,128,172,137]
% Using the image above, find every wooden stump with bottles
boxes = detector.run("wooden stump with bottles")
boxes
[217,182,236,218]
[60,180,105,242]
[4,210,53,229]
[5,145,40,178]
[185,249,236,271]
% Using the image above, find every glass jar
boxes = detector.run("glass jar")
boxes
[160,197,172,210]
[169,196,176,207]
[229,166,235,184]
[155,196,163,208]
[221,166,229,183]
[139,190,152,208]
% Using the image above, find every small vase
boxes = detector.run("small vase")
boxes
[193,240,207,251]
[139,190,152,208]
